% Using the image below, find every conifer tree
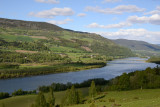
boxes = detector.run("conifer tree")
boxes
[89,81,97,98]
[61,85,83,106]
[48,87,55,107]
[35,92,47,107]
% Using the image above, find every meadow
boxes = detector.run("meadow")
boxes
[1,88,160,107]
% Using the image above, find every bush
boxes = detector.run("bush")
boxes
[0,92,10,99]
[12,89,36,96]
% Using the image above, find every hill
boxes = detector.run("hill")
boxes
[0,18,134,78]
[113,39,160,51]
[0,18,133,57]
[113,39,160,56]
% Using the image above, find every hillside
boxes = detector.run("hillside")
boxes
[113,39,160,56]
[113,39,160,51]
[0,18,133,59]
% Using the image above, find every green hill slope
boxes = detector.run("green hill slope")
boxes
[0,18,133,58]
[113,39,160,56]
[113,39,160,51]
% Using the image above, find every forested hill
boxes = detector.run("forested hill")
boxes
[113,39,160,51]
[0,18,63,31]
[0,18,134,58]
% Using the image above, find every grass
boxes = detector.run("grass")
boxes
[50,46,84,53]
[0,88,88,107]
[0,34,34,42]
[70,89,160,107]
[1,89,160,107]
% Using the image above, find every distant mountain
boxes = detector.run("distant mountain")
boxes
[113,39,160,51]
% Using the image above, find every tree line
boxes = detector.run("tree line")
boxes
[31,81,97,107]
[38,78,108,93]
[108,66,160,91]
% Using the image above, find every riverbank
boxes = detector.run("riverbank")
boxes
[0,62,106,79]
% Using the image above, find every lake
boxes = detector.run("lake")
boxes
[0,57,158,93]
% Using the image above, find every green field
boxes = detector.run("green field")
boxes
[1,89,160,107]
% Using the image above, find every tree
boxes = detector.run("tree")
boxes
[48,87,55,107]
[117,73,130,90]
[76,89,83,104]
[35,92,47,107]
[89,81,97,98]
[61,85,83,106]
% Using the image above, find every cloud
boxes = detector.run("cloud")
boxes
[35,0,59,4]
[103,0,122,3]
[97,29,160,44]
[47,18,73,25]
[87,14,160,29]
[77,13,86,17]
[87,22,131,29]
[144,6,160,15]
[127,14,160,25]
[85,5,145,14]
[29,7,74,18]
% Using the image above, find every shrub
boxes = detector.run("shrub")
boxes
[0,92,10,99]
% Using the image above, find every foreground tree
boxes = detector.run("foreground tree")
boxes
[61,85,83,106]
[48,88,55,107]
[31,92,47,107]
[89,81,97,98]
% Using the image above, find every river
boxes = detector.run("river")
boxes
[0,57,159,93]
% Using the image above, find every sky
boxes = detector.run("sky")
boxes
[1,0,160,44]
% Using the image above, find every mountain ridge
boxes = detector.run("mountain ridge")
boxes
[113,39,160,51]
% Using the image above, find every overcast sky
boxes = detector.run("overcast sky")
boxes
[1,0,160,44]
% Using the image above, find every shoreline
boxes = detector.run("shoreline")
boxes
[0,62,107,79]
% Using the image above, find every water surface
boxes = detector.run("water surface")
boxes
[0,57,158,93]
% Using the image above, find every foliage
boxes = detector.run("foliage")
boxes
[48,88,55,107]
[0,51,64,64]
[38,78,108,93]
[0,92,10,99]
[34,92,47,107]
[12,89,36,96]
[108,66,160,90]
[89,81,97,98]
[61,85,83,106]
